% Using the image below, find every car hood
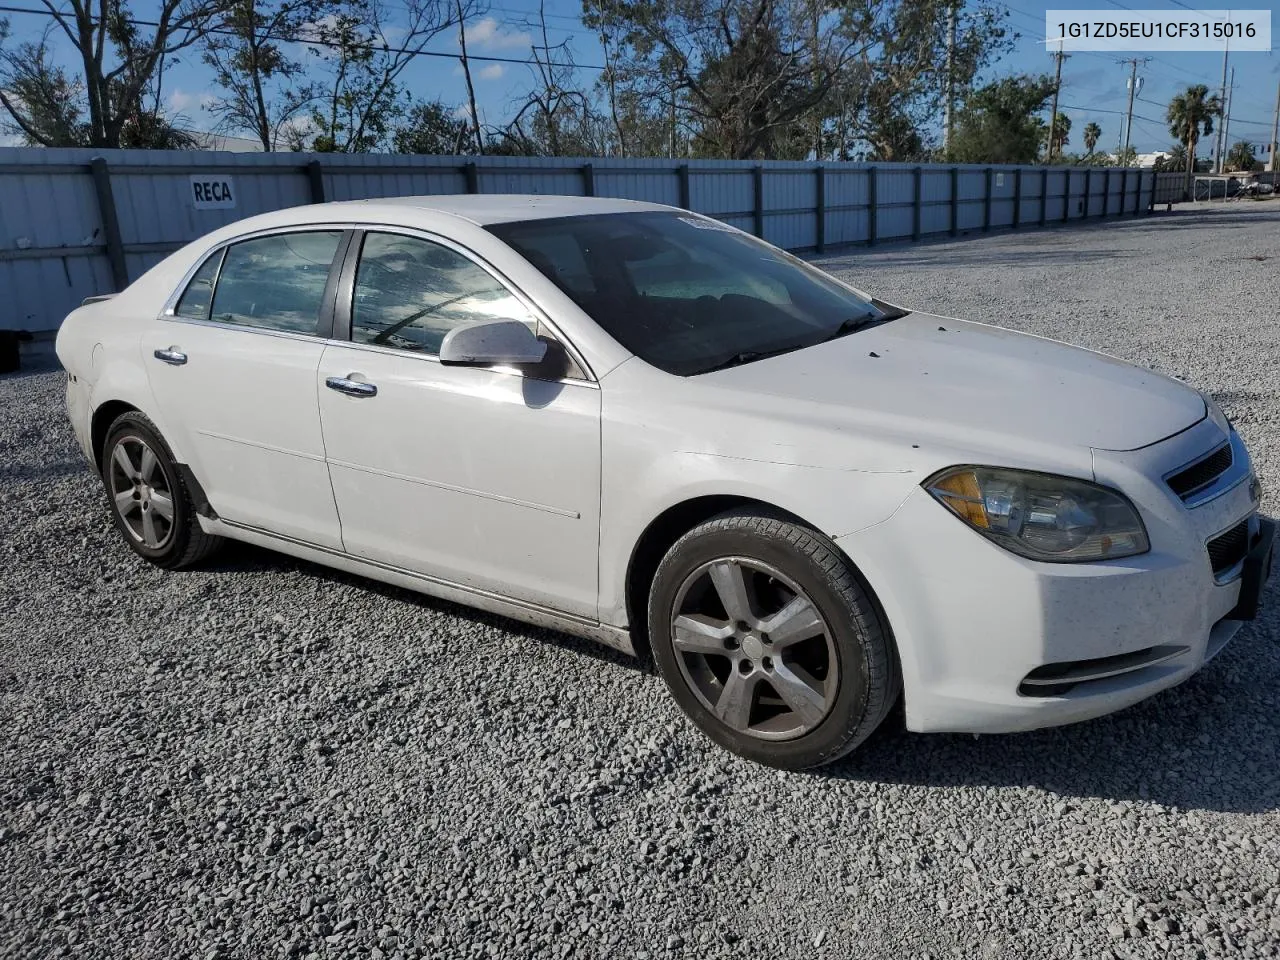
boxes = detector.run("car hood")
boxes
[699,312,1205,453]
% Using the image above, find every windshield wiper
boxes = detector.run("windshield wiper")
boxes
[821,305,911,343]
[694,346,797,375]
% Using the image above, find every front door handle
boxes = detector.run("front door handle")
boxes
[153,348,187,366]
[326,375,377,398]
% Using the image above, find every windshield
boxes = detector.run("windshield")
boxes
[487,212,899,376]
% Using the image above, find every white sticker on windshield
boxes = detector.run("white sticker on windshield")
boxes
[679,216,736,232]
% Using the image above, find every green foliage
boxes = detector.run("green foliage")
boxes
[1166,84,1222,193]
[393,100,473,154]
[1082,121,1101,156]
[203,0,329,150]
[948,74,1056,164]
[0,35,90,145]
[1225,140,1259,172]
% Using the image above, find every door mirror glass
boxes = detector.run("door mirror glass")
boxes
[439,319,548,366]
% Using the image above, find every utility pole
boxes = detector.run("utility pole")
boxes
[1048,40,1069,163]
[1221,67,1235,169]
[1269,80,1279,173]
[1214,40,1229,172]
[943,1,957,156]
[1119,58,1148,160]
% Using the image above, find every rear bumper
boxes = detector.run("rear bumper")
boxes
[835,422,1268,735]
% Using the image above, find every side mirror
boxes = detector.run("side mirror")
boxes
[439,319,548,366]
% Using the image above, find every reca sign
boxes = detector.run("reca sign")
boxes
[190,175,236,210]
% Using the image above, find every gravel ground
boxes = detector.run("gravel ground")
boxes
[3,202,1280,960]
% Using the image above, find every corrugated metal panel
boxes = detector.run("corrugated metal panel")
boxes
[0,147,1159,330]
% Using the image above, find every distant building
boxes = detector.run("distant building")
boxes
[190,132,265,153]
[1135,152,1168,168]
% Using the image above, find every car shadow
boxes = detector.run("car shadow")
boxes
[818,605,1280,815]
[204,544,1278,814]
[205,540,646,673]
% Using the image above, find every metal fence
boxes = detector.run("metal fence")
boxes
[0,147,1183,332]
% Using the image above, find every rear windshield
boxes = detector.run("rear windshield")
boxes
[487,212,888,376]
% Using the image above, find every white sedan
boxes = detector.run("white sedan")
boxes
[56,195,1273,768]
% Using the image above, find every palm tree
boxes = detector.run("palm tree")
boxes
[1083,122,1101,156]
[1225,140,1257,172]
[1167,85,1223,198]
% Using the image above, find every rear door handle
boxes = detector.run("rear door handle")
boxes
[326,375,377,398]
[153,348,187,366]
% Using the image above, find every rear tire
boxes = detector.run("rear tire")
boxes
[647,509,898,769]
[101,411,222,569]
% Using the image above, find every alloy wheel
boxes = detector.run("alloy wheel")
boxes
[107,436,176,549]
[669,557,839,741]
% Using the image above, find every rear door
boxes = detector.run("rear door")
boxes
[315,228,602,617]
[143,228,350,549]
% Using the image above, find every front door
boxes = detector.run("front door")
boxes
[143,229,348,549]
[316,229,601,617]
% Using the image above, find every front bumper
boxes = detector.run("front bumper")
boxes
[837,417,1270,734]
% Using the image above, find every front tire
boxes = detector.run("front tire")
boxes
[648,510,898,769]
[101,411,222,569]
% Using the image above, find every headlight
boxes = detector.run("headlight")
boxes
[924,466,1149,562]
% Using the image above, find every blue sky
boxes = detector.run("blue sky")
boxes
[1,0,1277,154]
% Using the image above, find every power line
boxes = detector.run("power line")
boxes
[0,3,610,69]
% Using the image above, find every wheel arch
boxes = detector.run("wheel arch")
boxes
[624,495,896,664]
[91,399,142,471]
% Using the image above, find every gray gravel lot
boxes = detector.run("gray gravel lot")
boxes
[3,203,1280,960]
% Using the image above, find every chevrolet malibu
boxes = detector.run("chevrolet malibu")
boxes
[56,195,1273,769]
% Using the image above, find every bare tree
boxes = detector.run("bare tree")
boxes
[202,0,331,150]
[302,0,474,152]
[0,0,234,147]
[456,0,484,153]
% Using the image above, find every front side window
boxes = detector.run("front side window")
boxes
[488,212,897,376]
[351,232,535,354]
[207,231,343,335]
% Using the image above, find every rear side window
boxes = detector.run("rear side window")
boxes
[174,250,223,320]
[207,231,343,335]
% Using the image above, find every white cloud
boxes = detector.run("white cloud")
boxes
[477,63,505,80]
[168,89,217,113]
[466,16,530,51]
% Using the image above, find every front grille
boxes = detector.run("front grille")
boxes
[1207,520,1250,576]
[1168,443,1233,500]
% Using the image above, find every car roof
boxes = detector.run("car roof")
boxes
[324,194,675,225]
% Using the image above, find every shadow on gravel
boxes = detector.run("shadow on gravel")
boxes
[819,597,1280,814]
[207,541,646,674]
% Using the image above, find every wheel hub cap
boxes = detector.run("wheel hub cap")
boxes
[670,557,839,741]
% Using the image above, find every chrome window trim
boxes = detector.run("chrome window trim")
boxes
[1166,430,1251,509]
[160,223,352,319]
[316,334,600,390]
[344,223,597,384]
[159,314,330,347]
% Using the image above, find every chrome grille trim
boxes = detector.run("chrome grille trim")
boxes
[1165,430,1251,509]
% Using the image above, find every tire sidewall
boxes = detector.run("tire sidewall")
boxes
[648,518,878,769]
[101,415,193,566]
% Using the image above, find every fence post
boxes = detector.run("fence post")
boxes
[1013,168,1023,229]
[1084,168,1092,218]
[677,164,691,210]
[815,165,826,253]
[867,166,878,246]
[752,165,765,238]
[912,166,923,241]
[1102,168,1111,216]
[1062,170,1070,223]
[581,163,595,197]
[1120,168,1128,215]
[982,167,993,232]
[949,166,959,237]
[306,160,325,203]
[464,162,479,194]
[1040,168,1049,226]
[89,157,128,292]
[1146,171,1155,214]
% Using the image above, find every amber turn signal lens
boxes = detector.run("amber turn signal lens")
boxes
[931,470,989,529]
